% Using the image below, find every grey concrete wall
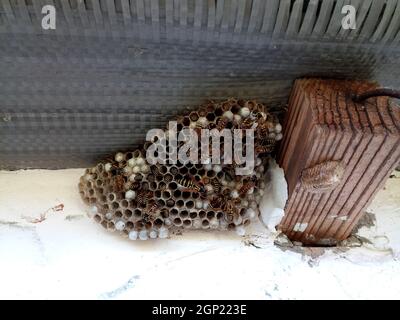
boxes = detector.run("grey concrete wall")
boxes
[1,0,399,169]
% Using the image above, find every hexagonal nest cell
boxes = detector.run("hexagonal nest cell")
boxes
[79,99,282,240]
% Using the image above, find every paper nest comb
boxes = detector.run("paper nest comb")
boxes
[79,99,282,240]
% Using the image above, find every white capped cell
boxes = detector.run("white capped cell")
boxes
[105,212,113,220]
[125,190,136,200]
[141,165,150,173]
[223,111,234,120]
[139,230,148,240]
[115,152,124,162]
[115,220,125,231]
[128,230,138,240]
[127,158,136,167]
[246,208,257,220]
[136,157,145,165]
[197,117,208,127]
[231,190,239,198]
[149,230,158,239]
[195,200,203,209]
[233,114,241,123]
[132,166,140,174]
[235,226,246,236]
[239,107,250,118]
[158,227,169,239]
[213,165,222,173]
[123,166,133,175]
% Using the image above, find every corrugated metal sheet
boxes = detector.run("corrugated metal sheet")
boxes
[0,0,400,169]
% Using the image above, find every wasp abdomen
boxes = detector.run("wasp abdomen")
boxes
[176,177,202,192]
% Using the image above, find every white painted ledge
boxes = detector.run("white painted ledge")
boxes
[0,169,399,299]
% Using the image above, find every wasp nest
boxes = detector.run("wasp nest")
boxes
[79,99,282,240]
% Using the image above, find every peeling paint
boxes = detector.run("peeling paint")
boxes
[293,222,308,232]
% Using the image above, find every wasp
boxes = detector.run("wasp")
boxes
[240,117,255,129]
[104,155,127,173]
[256,120,274,138]
[255,144,275,154]
[136,190,154,206]
[216,117,229,131]
[210,194,225,210]
[239,176,257,196]
[249,110,259,120]
[258,137,276,146]
[141,213,151,224]
[255,137,276,154]
[244,100,258,110]
[112,175,126,192]
[223,200,240,223]
[176,176,206,194]
[210,178,222,194]
[249,107,268,124]
[145,200,160,216]
[129,181,141,191]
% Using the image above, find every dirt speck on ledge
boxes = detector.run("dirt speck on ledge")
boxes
[352,212,376,234]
